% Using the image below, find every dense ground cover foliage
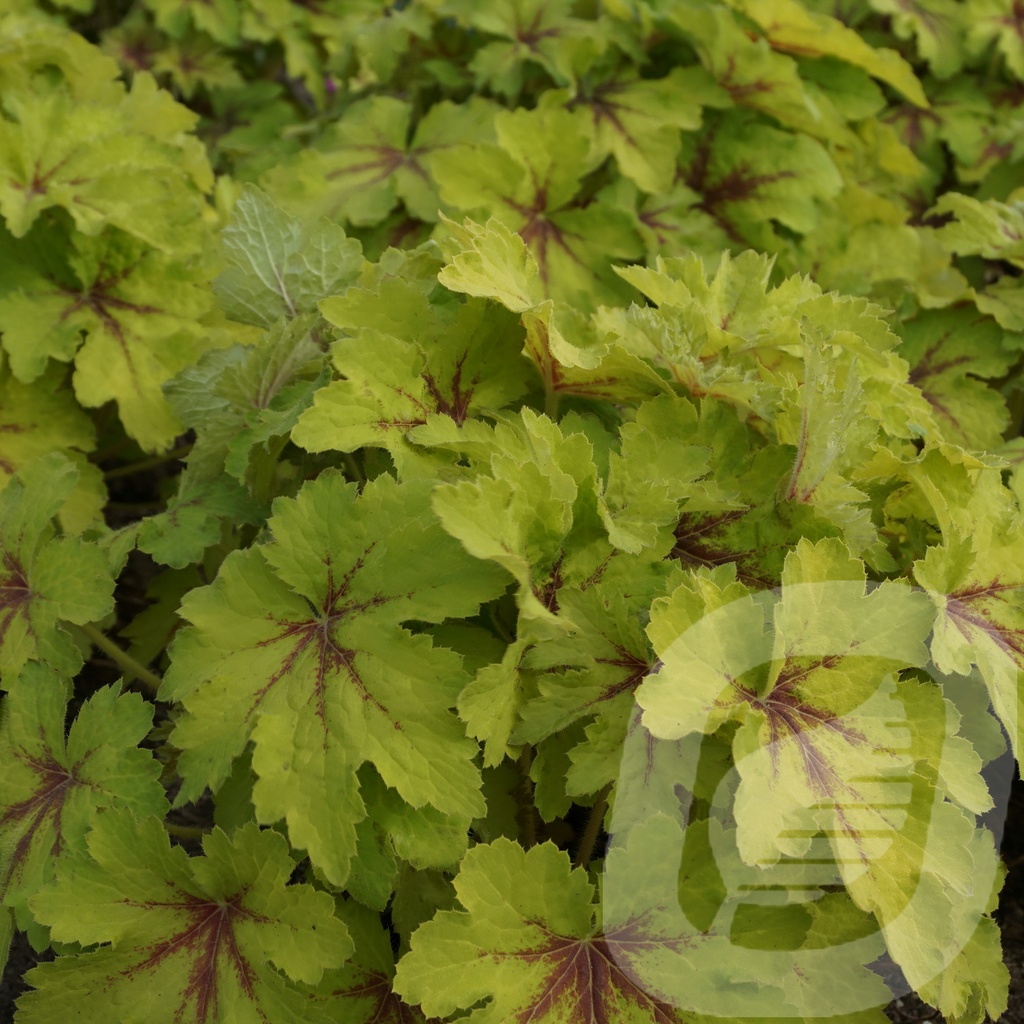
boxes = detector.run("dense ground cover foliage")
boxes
[1,0,1024,1020]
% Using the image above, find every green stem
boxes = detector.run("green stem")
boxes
[487,602,515,645]
[544,385,560,421]
[79,623,163,697]
[517,746,538,848]
[1004,384,1024,440]
[248,435,290,506]
[574,783,612,870]
[102,443,192,481]
[340,451,365,486]
[164,822,206,841]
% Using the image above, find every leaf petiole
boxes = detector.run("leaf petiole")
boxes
[78,622,164,697]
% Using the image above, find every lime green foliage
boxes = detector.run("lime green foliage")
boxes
[0,455,113,678]
[163,472,507,886]
[0,666,166,914]
[0,0,1022,1021]
[19,810,351,1024]
[394,837,695,1022]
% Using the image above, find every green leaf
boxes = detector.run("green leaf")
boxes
[21,809,352,1024]
[675,111,843,249]
[432,106,642,308]
[163,471,507,885]
[315,898,439,1023]
[393,837,702,1022]
[0,11,121,104]
[640,539,936,861]
[293,283,530,467]
[0,78,209,252]
[135,468,263,569]
[727,0,929,106]
[552,65,723,194]
[0,454,113,678]
[166,315,330,484]
[898,308,1016,450]
[445,0,603,97]
[512,558,671,792]
[638,539,1006,1017]
[431,408,604,628]
[437,217,673,405]
[0,665,167,910]
[0,225,217,452]
[263,95,497,226]
[143,0,241,45]
[658,0,853,142]
[931,192,1024,269]
[966,0,1024,79]
[214,184,364,327]
[0,359,91,476]
[598,395,710,554]
[601,813,896,1016]
[437,214,545,313]
[914,499,1024,762]
[866,0,966,77]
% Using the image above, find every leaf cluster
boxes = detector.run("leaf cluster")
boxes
[0,0,1023,1022]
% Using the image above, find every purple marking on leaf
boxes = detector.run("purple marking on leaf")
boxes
[906,328,976,386]
[56,257,162,389]
[0,753,74,899]
[696,163,797,245]
[946,580,1024,665]
[883,103,941,149]
[503,916,699,1022]
[532,554,565,614]
[672,511,775,588]
[0,552,31,647]
[568,79,643,154]
[1000,0,1024,40]
[579,553,613,591]
[509,172,589,290]
[11,155,73,200]
[421,352,480,425]
[326,144,429,188]
[123,892,267,1024]
[719,58,778,105]
[511,5,563,49]
[248,549,402,736]
[327,146,404,185]
[593,643,657,703]
[330,968,439,1023]
[738,656,873,798]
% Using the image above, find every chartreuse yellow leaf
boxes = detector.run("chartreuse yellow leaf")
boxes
[163,471,507,886]
[726,0,929,107]
[913,478,1024,764]
[0,665,166,913]
[394,837,704,1023]
[0,454,113,678]
[20,809,352,1024]
[0,224,216,452]
[0,75,209,252]
[638,538,1007,1022]
[292,277,530,473]
[431,105,641,308]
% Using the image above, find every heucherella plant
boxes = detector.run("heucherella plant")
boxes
[0,0,1023,1021]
